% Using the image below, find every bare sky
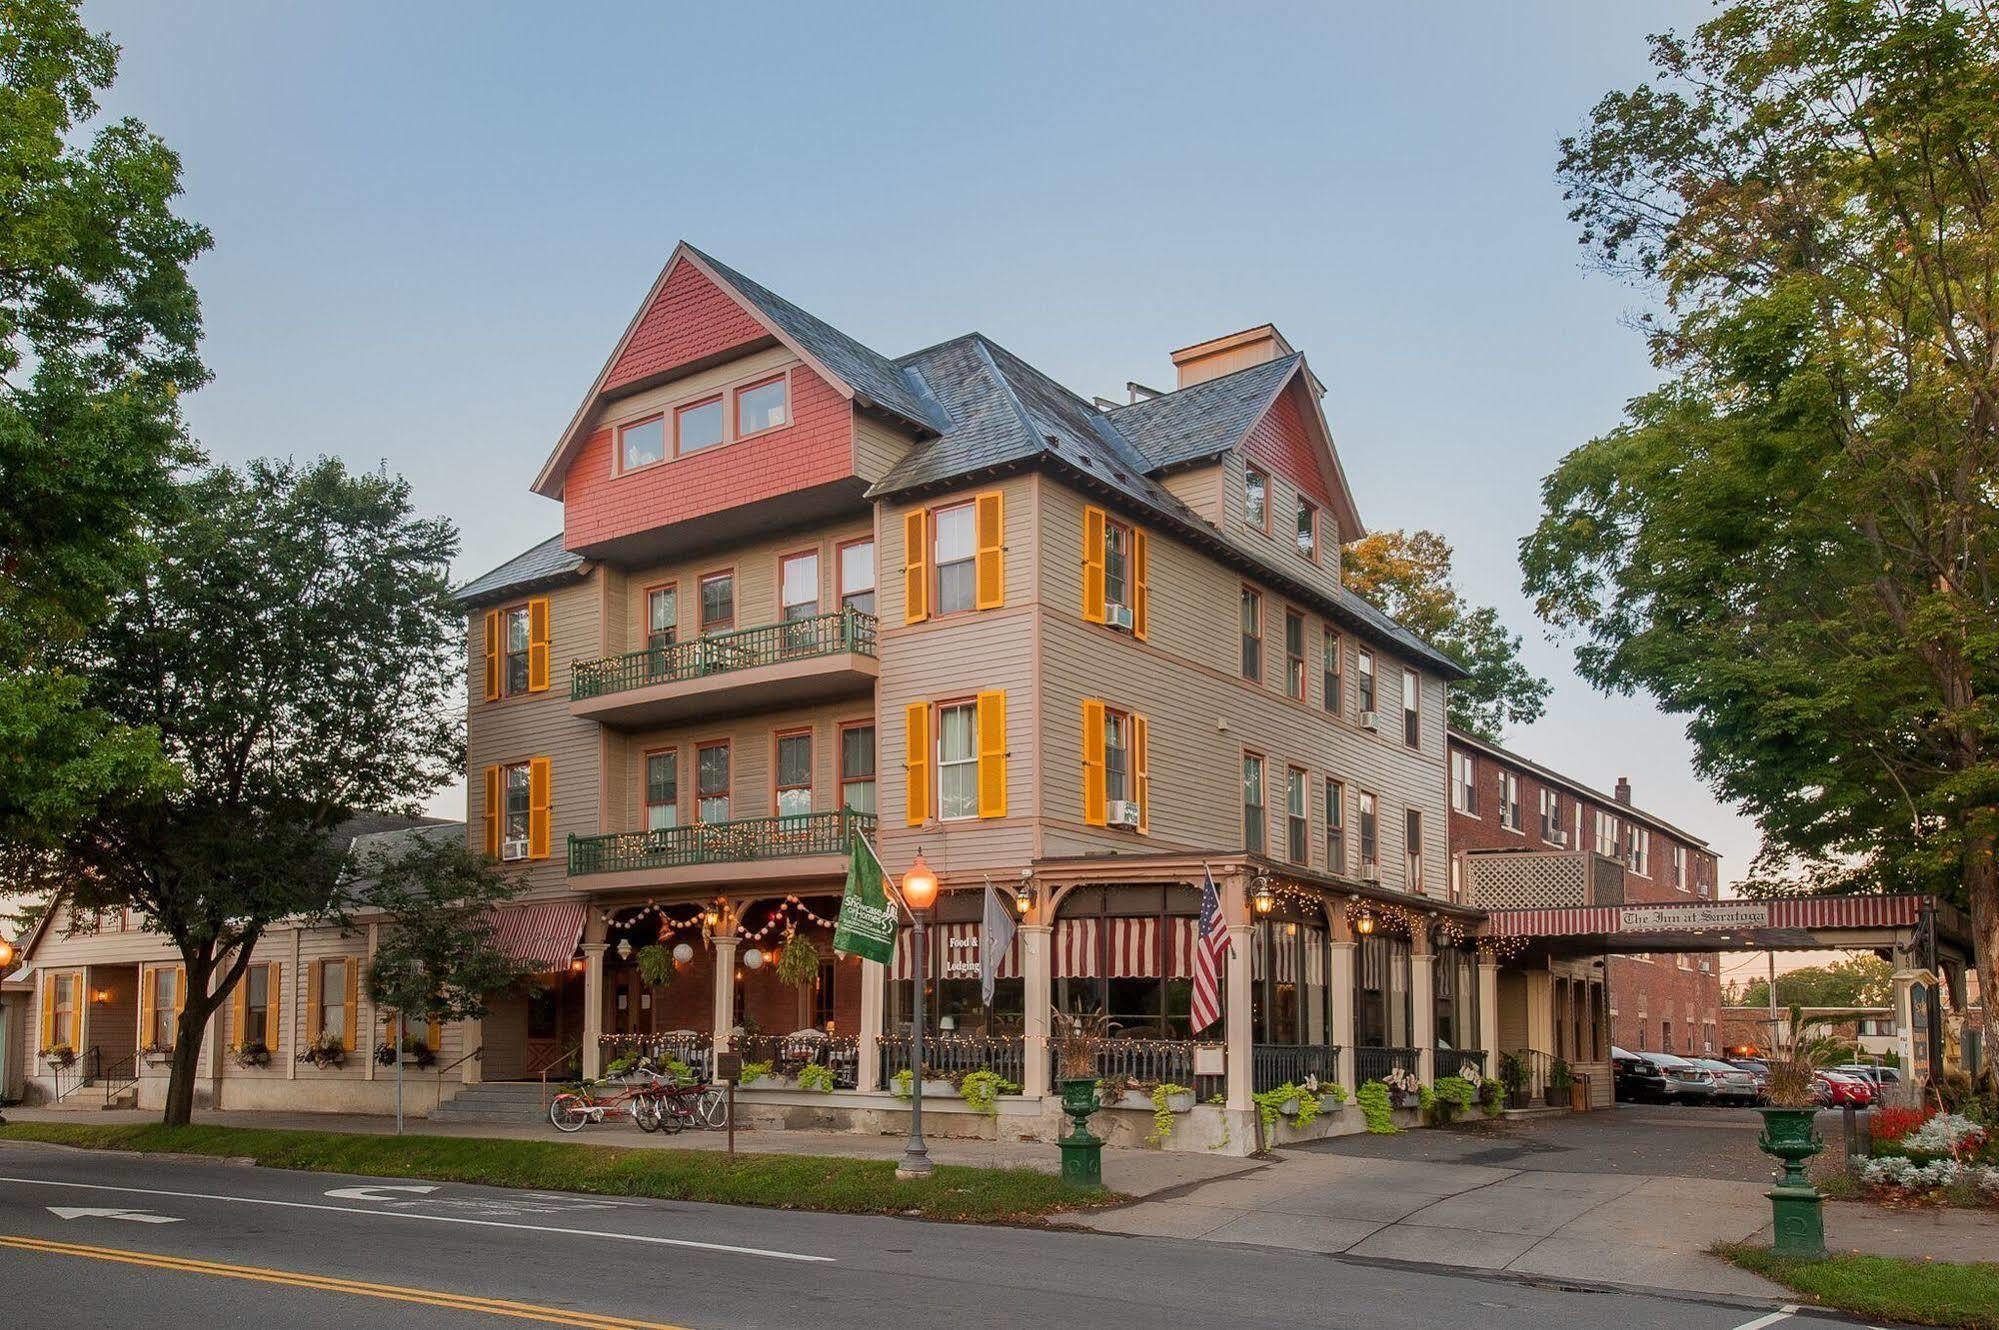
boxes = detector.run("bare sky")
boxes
[82,2,1774,899]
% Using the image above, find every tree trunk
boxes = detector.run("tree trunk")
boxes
[1969,840,1999,1090]
[161,997,209,1127]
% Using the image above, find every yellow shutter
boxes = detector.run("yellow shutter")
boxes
[976,689,1007,818]
[137,969,154,1051]
[1132,528,1149,641]
[1081,699,1107,826]
[267,961,282,1055]
[528,756,552,859]
[902,509,929,624]
[305,960,323,1043]
[482,765,500,857]
[231,973,248,1048]
[527,598,551,692]
[425,1016,442,1051]
[1082,506,1106,623]
[172,965,187,1048]
[904,702,930,825]
[342,960,360,1050]
[41,973,55,1049]
[1133,712,1150,835]
[482,610,499,701]
[974,491,1004,609]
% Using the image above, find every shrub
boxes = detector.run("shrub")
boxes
[1869,1105,1933,1146]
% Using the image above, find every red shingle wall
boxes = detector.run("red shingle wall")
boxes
[563,364,853,550]
[1242,382,1334,508]
[603,261,770,393]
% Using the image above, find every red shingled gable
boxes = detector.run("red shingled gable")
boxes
[1242,380,1335,510]
[602,259,770,393]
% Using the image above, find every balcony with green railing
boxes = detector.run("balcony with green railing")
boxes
[568,607,878,727]
[569,808,876,883]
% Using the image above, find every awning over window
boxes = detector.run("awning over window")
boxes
[482,903,589,975]
[1055,917,1199,980]
[891,922,1019,981]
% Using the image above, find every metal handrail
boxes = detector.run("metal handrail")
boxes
[99,1053,139,1107]
[571,607,878,700]
[534,1041,581,1109]
[53,1045,100,1103]
[435,1044,482,1098]
[569,809,874,876]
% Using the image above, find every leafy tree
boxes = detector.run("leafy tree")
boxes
[362,833,532,1095]
[60,458,462,1124]
[1343,530,1551,739]
[0,0,211,847]
[1522,0,1999,1060]
[1739,955,1894,1010]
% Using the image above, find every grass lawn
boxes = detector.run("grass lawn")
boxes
[0,1122,1114,1224]
[1718,1244,1999,1330]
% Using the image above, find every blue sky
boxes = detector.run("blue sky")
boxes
[85,0,1765,975]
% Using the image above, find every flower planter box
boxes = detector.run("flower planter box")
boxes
[1115,1089,1195,1114]
[143,1051,175,1067]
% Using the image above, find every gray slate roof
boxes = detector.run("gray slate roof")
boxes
[454,534,587,607]
[1108,355,1298,470]
[690,245,951,437]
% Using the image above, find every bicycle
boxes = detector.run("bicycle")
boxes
[549,1060,673,1133]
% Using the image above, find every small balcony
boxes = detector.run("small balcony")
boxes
[1461,849,1627,912]
[568,809,875,891]
[569,609,877,728]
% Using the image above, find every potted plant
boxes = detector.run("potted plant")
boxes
[1546,1058,1573,1107]
[140,1041,174,1066]
[39,1043,76,1070]
[1498,1052,1530,1109]
[295,1033,346,1069]
[635,944,675,989]
[229,1040,271,1069]
[1755,1008,1832,1258]
[1383,1066,1421,1109]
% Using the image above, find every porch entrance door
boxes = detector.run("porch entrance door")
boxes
[522,974,582,1075]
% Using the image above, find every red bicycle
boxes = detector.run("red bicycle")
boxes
[549,1060,674,1133]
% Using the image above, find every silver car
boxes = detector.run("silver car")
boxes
[1693,1058,1761,1105]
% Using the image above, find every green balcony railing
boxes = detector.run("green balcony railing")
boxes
[571,608,878,702]
[569,809,877,877]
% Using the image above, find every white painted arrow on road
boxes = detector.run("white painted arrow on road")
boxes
[46,1206,182,1224]
[322,1184,439,1202]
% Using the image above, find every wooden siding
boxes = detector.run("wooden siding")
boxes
[1035,476,1447,890]
[1159,463,1224,528]
[1222,443,1343,596]
[608,699,875,832]
[852,413,916,486]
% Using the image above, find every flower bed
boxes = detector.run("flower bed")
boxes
[1854,1110,1999,1208]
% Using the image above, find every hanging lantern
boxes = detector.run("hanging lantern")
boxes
[615,937,633,961]
[1251,877,1276,916]
[1014,883,1036,916]
[703,903,723,929]
[1355,909,1377,936]
[671,942,694,965]
[742,947,765,970]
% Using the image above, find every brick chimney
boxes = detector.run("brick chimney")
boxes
[1613,777,1632,805]
[1169,324,1296,389]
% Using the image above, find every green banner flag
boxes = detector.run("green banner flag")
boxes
[832,836,896,965]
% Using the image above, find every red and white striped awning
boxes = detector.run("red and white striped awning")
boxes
[891,922,1020,981]
[481,903,589,974]
[1252,926,1328,986]
[1484,894,1925,939]
[1054,917,1201,980]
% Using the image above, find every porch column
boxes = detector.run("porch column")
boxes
[1410,932,1436,1084]
[1329,914,1357,1091]
[1892,968,1926,1107]
[710,934,739,1057]
[1524,964,1554,1096]
[1020,923,1052,1099]
[364,922,380,1081]
[1477,950,1501,1069]
[461,1014,483,1085]
[1224,923,1254,1112]
[856,958,885,1092]
[580,942,608,1080]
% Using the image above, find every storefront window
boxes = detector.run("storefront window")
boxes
[1051,885,1201,1040]
[1355,933,1411,1048]
[888,889,1025,1036]
[1251,917,1330,1046]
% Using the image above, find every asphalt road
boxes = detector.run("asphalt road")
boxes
[0,1141,1817,1330]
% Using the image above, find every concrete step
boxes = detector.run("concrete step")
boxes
[429,1081,555,1124]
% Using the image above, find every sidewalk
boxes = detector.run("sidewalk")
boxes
[0,1105,1256,1202]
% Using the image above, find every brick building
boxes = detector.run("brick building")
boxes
[1446,730,1723,1057]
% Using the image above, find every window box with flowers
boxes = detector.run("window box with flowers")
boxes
[141,1043,175,1066]
[39,1043,77,1070]
[375,1038,435,1070]
[296,1034,346,1069]
[229,1041,271,1069]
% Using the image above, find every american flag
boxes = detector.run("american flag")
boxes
[1189,867,1230,1034]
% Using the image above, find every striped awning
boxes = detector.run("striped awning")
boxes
[482,903,589,974]
[1055,917,1200,980]
[1484,894,1925,940]
[891,922,1020,981]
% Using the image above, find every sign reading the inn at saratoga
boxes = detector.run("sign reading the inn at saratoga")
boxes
[1620,902,1772,933]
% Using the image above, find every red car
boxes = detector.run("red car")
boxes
[1815,1069,1874,1107]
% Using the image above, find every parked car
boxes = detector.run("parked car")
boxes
[1614,1049,1717,1104]
[1815,1069,1875,1107]
[1834,1063,1902,1091]
[1726,1058,1772,1097]
[1692,1058,1762,1105]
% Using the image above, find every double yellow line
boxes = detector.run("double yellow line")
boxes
[0,1233,691,1328]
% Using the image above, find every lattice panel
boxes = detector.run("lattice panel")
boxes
[1465,852,1591,910]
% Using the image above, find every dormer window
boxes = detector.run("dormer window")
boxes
[737,375,789,436]
[676,396,725,454]
[1245,465,1269,532]
[1296,498,1318,560]
[620,415,665,470]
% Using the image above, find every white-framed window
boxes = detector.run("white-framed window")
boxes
[1295,497,1317,560]
[646,584,677,651]
[1322,627,1342,715]
[1594,811,1621,859]
[933,503,977,615]
[1451,751,1477,815]
[146,966,179,1048]
[502,604,531,695]
[1405,808,1424,892]
[1672,844,1689,892]
[840,724,876,814]
[242,964,272,1048]
[645,750,678,831]
[775,731,813,817]
[1358,791,1378,870]
[779,551,820,621]
[319,959,348,1043]
[1539,787,1562,841]
[1104,707,1131,806]
[1104,516,1132,612]
[1356,649,1376,713]
[1285,611,1306,700]
[1240,587,1262,682]
[1401,668,1420,748]
[937,701,979,820]
[1242,753,1265,854]
[1244,464,1269,531]
[838,539,875,615]
[503,761,532,849]
[697,742,731,822]
[1286,767,1308,864]
[1500,772,1522,832]
[1325,778,1345,873]
[699,571,734,632]
[1629,827,1650,876]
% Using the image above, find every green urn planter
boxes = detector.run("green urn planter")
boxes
[1056,1077,1103,1187]
[1756,1106,1826,1259]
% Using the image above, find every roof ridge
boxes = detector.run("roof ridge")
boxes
[1107,351,1302,415]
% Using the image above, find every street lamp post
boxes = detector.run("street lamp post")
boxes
[897,851,940,1180]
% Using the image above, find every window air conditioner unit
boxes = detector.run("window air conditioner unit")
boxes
[1105,603,1135,632]
[501,838,529,862]
[1546,829,1568,848]
[1358,710,1379,732]
[1360,862,1381,883]
[1699,960,1712,973]
[1107,800,1141,828]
